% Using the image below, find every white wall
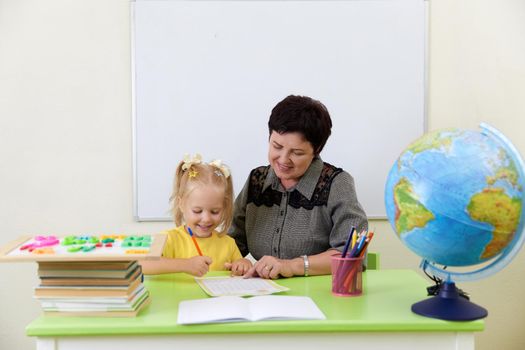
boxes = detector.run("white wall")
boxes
[0,1,524,349]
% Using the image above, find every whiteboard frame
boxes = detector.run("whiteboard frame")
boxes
[130,0,429,221]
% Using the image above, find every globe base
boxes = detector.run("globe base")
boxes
[411,282,488,321]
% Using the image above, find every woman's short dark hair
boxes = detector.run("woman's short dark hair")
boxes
[268,95,332,155]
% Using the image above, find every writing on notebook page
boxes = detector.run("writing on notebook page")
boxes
[195,276,289,297]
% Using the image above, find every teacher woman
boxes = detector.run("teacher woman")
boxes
[228,95,368,279]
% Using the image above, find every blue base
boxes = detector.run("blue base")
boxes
[411,282,488,321]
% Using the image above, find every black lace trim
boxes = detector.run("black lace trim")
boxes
[246,163,343,210]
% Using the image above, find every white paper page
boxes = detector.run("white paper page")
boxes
[195,276,289,297]
[177,296,251,324]
[248,296,326,321]
[40,290,148,310]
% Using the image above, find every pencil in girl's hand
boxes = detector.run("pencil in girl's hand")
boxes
[187,227,203,256]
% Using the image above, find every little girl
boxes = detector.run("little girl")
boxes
[141,154,252,276]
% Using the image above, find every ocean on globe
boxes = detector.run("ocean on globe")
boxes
[385,124,525,279]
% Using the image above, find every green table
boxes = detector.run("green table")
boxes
[27,269,484,350]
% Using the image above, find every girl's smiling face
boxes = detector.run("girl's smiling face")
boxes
[180,185,225,238]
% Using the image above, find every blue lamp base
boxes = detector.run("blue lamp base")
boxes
[411,282,488,321]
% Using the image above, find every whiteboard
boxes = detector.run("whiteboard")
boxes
[132,0,427,221]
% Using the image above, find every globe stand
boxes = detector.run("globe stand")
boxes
[411,282,488,321]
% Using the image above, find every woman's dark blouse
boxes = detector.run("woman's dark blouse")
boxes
[229,158,368,259]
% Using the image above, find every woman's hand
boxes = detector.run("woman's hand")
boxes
[225,258,253,276]
[184,256,212,277]
[244,256,297,279]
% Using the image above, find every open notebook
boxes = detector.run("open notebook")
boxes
[194,276,289,297]
[177,295,326,324]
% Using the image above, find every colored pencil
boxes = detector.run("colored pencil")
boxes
[341,227,355,258]
[187,227,203,256]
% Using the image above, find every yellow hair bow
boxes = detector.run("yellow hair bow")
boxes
[209,159,231,178]
[181,153,202,171]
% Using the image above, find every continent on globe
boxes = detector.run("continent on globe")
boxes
[486,157,520,188]
[468,187,521,259]
[393,177,434,234]
[405,129,457,155]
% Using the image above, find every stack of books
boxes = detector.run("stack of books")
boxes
[35,260,149,317]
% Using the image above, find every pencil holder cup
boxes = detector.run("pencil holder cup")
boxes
[330,254,364,297]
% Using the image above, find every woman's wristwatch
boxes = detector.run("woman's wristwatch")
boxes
[302,255,309,276]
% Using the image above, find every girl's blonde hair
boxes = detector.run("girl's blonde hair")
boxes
[170,155,234,234]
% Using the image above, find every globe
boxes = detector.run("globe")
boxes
[384,123,525,320]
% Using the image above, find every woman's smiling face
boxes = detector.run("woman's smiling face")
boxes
[268,131,315,189]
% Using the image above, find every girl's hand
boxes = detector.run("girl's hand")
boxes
[185,256,212,277]
[244,256,294,279]
[225,258,253,276]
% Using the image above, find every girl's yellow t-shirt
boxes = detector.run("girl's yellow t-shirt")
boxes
[161,225,243,271]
